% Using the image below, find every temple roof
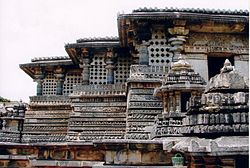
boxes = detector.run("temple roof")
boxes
[76,36,119,43]
[133,7,249,16]
[65,37,120,48]
[65,37,120,64]
[31,56,70,62]
[19,56,74,79]
[118,7,249,47]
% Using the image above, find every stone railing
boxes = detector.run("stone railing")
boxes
[71,84,127,97]
[128,65,169,81]
[29,96,71,106]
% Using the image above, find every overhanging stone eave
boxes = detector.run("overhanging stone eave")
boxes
[118,12,248,23]
[19,65,35,79]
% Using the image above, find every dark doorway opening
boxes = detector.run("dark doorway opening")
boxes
[236,155,249,168]
[207,56,234,79]
[181,92,191,112]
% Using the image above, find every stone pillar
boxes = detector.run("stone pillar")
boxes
[54,67,65,95]
[163,93,168,114]
[175,91,181,113]
[34,74,44,96]
[105,48,116,84]
[55,74,65,95]
[168,20,189,62]
[79,48,91,85]
[138,41,149,65]
[169,92,174,113]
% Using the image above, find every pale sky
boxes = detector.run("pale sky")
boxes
[0,0,248,102]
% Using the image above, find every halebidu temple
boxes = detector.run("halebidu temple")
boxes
[0,7,249,168]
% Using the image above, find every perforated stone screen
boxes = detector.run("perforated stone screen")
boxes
[90,55,107,85]
[148,28,173,67]
[115,56,132,83]
[63,73,83,95]
[42,72,57,95]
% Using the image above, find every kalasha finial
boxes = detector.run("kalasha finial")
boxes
[220,59,234,73]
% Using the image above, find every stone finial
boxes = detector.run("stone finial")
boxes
[171,54,191,71]
[205,59,248,92]
[220,59,234,73]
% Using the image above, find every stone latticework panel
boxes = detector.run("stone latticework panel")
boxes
[42,72,57,95]
[90,55,107,85]
[148,28,173,67]
[63,73,82,95]
[114,56,132,83]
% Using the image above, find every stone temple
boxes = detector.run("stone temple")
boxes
[0,7,249,168]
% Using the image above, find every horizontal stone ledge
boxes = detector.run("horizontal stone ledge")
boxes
[70,93,127,98]
[72,102,127,106]
[93,166,186,168]
[31,160,104,167]
[0,154,37,160]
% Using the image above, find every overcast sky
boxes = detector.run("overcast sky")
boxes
[0,0,248,102]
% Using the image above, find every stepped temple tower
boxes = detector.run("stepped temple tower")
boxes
[0,7,248,168]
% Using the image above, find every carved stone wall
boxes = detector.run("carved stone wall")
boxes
[125,82,163,140]
[185,33,249,54]
[67,84,127,141]
[22,96,71,143]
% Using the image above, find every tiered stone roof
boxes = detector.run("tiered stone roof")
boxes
[133,7,249,16]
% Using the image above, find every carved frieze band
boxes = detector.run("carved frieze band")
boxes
[73,106,126,112]
[72,102,127,107]
[129,94,160,101]
[69,121,125,126]
[129,65,169,80]
[69,118,125,122]
[129,89,154,95]
[71,112,126,118]
[72,97,126,103]
[185,33,249,54]
[128,109,162,114]
[128,102,163,108]
[30,96,71,106]
[72,84,127,96]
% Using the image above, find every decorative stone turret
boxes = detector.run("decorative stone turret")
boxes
[182,59,249,137]
[152,55,206,139]
[0,101,26,143]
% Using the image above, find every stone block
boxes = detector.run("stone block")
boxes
[127,150,142,164]
[114,150,128,164]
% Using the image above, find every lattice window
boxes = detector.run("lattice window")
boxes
[42,73,57,95]
[148,28,173,67]
[63,73,82,95]
[114,56,132,83]
[90,55,107,85]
